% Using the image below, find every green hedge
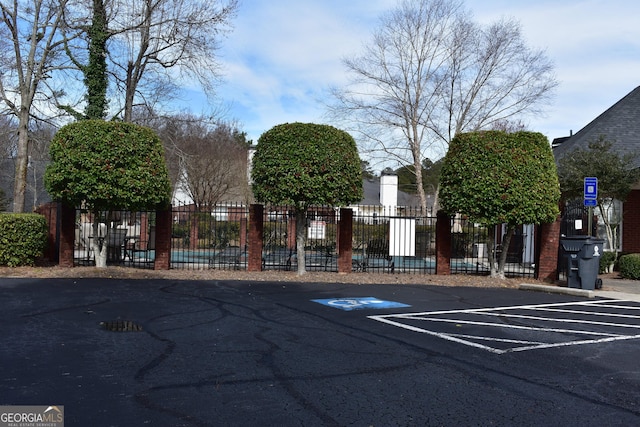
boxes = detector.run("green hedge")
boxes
[0,213,48,267]
[619,254,640,280]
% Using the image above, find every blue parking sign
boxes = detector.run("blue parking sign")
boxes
[584,177,598,199]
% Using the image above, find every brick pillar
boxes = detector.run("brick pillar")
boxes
[240,217,248,250]
[35,202,58,262]
[154,207,172,270]
[435,210,451,275]
[139,212,149,250]
[59,204,76,268]
[337,208,353,274]
[248,204,264,271]
[189,210,198,250]
[536,216,561,282]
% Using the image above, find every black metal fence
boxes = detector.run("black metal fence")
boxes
[448,218,536,278]
[352,206,436,274]
[261,205,339,272]
[73,208,157,268]
[66,203,536,278]
[172,202,249,270]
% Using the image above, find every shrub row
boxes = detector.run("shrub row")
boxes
[0,213,48,267]
[619,253,640,280]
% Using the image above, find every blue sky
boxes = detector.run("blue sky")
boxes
[182,0,640,169]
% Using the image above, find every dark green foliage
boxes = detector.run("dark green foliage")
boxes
[204,220,241,249]
[84,0,109,119]
[45,120,171,211]
[251,123,363,209]
[557,136,640,203]
[0,188,7,211]
[439,131,560,225]
[599,251,617,274]
[619,253,640,280]
[0,213,47,266]
[172,222,189,239]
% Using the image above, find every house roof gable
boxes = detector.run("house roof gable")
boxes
[553,85,640,169]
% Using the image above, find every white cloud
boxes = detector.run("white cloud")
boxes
[176,0,640,155]
[469,0,640,140]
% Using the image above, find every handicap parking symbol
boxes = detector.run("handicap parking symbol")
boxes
[312,297,410,311]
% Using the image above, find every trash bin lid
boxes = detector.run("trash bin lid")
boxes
[560,235,590,252]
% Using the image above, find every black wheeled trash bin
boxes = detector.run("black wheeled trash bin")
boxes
[560,236,605,290]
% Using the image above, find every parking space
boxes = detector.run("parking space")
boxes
[3,278,640,426]
[369,299,640,354]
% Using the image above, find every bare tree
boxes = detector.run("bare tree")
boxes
[0,115,17,209]
[59,0,236,122]
[180,124,247,209]
[0,115,17,158]
[0,0,69,212]
[26,120,55,209]
[107,0,237,122]
[152,113,249,208]
[329,0,557,211]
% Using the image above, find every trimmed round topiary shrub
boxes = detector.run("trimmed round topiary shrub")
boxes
[618,254,640,280]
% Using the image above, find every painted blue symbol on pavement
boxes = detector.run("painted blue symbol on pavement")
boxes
[312,297,410,311]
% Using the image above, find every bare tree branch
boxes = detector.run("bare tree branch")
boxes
[327,0,557,211]
[0,0,72,211]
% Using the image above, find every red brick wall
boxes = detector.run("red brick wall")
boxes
[153,208,172,270]
[337,208,353,274]
[536,217,561,282]
[59,204,75,268]
[34,202,58,262]
[623,189,640,253]
[435,211,451,275]
[248,204,263,271]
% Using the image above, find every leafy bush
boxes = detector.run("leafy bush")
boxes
[252,123,363,207]
[599,251,617,274]
[352,223,389,251]
[619,254,640,280]
[0,213,48,266]
[172,222,189,239]
[45,120,171,211]
[211,221,241,249]
[0,188,7,212]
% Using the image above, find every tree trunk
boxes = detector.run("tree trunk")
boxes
[295,209,307,275]
[487,225,497,276]
[491,225,514,279]
[92,214,108,268]
[413,155,427,213]
[12,111,30,212]
[123,62,136,122]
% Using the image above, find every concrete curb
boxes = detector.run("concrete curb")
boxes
[519,283,594,298]
[519,283,640,302]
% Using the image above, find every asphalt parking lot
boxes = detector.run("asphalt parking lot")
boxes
[1,277,639,426]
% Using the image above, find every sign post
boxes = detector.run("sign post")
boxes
[584,177,598,236]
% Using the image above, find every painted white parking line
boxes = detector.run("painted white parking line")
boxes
[368,300,640,354]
